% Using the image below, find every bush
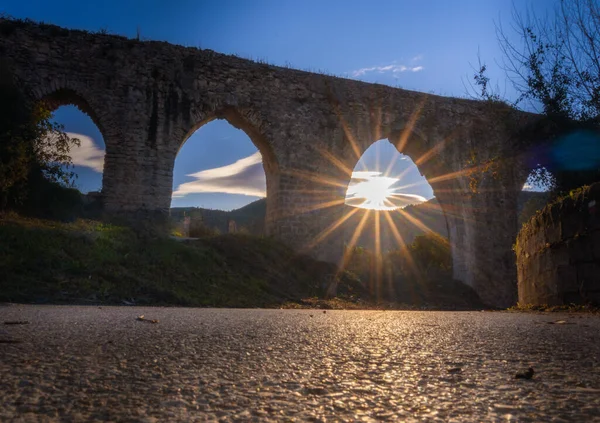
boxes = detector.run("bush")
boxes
[0,62,80,216]
[385,233,452,280]
[188,219,220,238]
[341,233,482,307]
[21,177,83,221]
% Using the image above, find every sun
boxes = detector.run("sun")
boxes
[346,172,398,210]
[346,171,427,211]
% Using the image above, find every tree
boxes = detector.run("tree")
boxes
[0,63,80,214]
[497,0,599,121]
[470,0,600,195]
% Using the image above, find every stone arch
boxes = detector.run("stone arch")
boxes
[24,80,109,141]
[175,106,279,234]
[180,107,278,175]
[40,89,103,131]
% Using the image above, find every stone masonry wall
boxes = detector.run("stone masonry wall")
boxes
[516,184,600,305]
[0,18,544,307]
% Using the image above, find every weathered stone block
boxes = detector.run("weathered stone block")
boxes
[557,265,579,293]
[577,263,600,292]
[592,230,600,260]
[550,245,570,267]
[544,222,561,245]
[561,213,586,240]
[567,237,594,264]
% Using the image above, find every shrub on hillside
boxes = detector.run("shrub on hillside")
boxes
[188,219,221,238]
[343,233,461,304]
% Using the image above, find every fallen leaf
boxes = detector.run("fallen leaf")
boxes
[136,315,159,324]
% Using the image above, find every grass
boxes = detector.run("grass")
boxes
[0,213,362,307]
[0,213,489,310]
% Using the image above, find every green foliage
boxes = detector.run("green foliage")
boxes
[341,233,482,308]
[386,233,452,280]
[408,234,452,272]
[343,245,374,282]
[0,214,356,307]
[345,233,452,283]
[0,63,80,215]
[188,219,221,238]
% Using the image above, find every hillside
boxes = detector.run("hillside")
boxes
[171,199,266,235]
[171,197,448,250]
[0,213,486,309]
[0,213,361,307]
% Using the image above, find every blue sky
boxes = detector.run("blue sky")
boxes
[3,0,552,210]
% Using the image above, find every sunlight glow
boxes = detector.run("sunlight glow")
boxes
[346,171,427,211]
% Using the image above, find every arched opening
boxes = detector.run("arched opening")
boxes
[40,89,106,193]
[344,139,440,247]
[341,139,458,304]
[170,118,269,237]
[16,88,107,219]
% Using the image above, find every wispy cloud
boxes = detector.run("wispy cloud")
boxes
[67,132,105,172]
[172,151,266,198]
[350,57,424,78]
[351,171,385,179]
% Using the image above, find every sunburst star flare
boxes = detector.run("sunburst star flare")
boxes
[345,171,427,210]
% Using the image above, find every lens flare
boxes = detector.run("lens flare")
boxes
[345,171,428,211]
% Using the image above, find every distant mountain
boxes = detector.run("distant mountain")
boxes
[170,197,446,247]
[170,199,266,235]
[171,191,549,249]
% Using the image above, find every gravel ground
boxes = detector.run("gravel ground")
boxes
[0,305,599,422]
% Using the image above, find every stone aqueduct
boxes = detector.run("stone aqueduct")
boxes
[0,20,542,307]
